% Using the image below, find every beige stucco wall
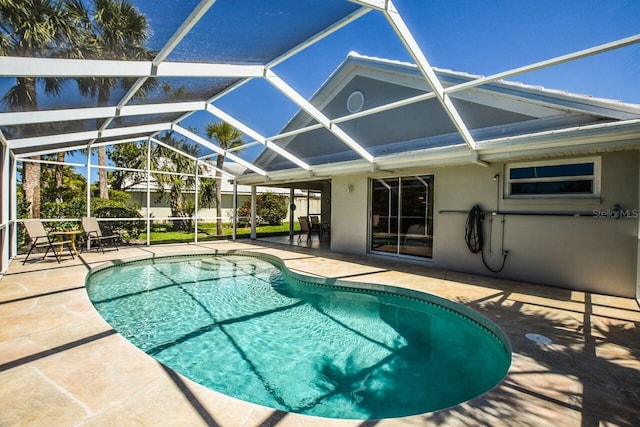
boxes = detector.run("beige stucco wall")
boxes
[331,175,370,254]
[132,193,320,224]
[331,150,640,297]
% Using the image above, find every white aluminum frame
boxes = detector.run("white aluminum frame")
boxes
[0,1,638,271]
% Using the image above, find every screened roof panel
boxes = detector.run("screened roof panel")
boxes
[130,0,204,52]
[337,99,456,149]
[13,140,92,156]
[450,98,536,130]
[0,77,132,113]
[128,77,240,105]
[254,152,296,173]
[320,75,429,120]
[268,127,361,168]
[0,78,133,112]
[1,0,638,181]
[106,113,179,129]
[212,78,318,137]
[1,118,97,140]
[94,133,154,146]
[165,1,362,64]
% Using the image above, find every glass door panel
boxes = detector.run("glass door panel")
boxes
[370,175,433,258]
[399,176,433,258]
[370,178,399,254]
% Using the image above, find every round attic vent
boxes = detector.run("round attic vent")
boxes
[347,90,364,113]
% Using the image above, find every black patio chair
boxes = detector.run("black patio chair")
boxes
[81,217,120,253]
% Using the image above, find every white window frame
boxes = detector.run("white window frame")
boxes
[505,157,601,199]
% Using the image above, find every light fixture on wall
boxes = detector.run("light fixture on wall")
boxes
[346,184,354,193]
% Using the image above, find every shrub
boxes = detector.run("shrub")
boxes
[41,198,86,231]
[238,192,288,226]
[91,198,145,242]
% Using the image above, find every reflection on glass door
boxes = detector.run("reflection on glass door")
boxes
[370,176,433,258]
[371,178,399,255]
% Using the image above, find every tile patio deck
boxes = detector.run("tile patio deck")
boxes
[1,240,638,426]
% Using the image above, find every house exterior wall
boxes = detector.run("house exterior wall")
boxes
[331,150,639,297]
[331,174,370,255]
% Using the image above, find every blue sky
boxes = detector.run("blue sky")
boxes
[8,0,638,178]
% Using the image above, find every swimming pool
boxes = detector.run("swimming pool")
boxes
[86,252,511,420]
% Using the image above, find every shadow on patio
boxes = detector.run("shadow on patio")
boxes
[0,241,638,426]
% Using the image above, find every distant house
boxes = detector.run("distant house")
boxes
[244,52,640,298]
[125,162,321,224]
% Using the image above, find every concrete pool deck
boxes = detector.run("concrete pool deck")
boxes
[1,240,638,426]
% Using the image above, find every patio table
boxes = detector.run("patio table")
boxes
[50,230,82,256]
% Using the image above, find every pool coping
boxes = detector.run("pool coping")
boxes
[85,249,512,421]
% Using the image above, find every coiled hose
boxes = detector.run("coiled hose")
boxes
[465,204,507,273]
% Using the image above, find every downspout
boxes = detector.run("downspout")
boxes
[289,187,295,240]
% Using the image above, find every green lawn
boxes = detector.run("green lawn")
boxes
[140,222,300,245]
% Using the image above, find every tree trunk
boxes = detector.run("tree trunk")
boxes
[98,85,110,199]
[215,154,224,235]
[55,151,65,203]
[170,188,183,230]
[98,146,108,198]
[18,78,42,218]
[23,157,41,218]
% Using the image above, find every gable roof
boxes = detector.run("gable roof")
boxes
[245,52,640,183]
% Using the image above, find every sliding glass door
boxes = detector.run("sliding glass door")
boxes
[370,175,433,258]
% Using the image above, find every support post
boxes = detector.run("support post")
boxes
[232,180,237,241]
[1,141,9,273]
[637,153,640,306]
[194,159,199,244]
[10,155,16,258]
[250,185,257,240]
[85,146,92,251]
[146,138,151,246]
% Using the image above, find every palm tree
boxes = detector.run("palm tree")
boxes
[153,132,215,231]
[68,0,154,200]
[108,141,147,191]
[205,122,244,235]
[0,0,79,217]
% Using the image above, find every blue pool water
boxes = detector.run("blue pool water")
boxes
[86,254,511,420]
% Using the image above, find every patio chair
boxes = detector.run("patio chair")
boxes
[81,217,120,253]
[321,222,331,240]
[298,216,312,242]
[22,219,75,264]
[309,215,322,238]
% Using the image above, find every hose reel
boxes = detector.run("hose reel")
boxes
[465,204,508,273]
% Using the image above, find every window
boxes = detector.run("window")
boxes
[506,158,600,197]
